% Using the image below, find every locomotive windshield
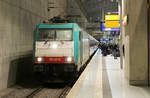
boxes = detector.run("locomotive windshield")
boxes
[38,29,72,41]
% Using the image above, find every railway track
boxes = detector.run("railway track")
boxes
[24,85,71,98]
[25,87,44,98]
[59,86,71,98]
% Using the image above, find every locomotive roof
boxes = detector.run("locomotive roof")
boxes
[37,23,79,29]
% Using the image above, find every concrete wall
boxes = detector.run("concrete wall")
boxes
[121,0,148,85]
[48,0,67,18]
[0,0,68,91]
[67,0,88,28]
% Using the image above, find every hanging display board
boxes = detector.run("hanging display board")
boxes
[101,22,120,32]
[105,15,120,28]
[105,21,120,28]
[105,15,119,21]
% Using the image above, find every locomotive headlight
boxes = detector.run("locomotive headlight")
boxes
[37,57,43,62]
[52,44,58,49]
[67,57,72,62]
[64,57,74,63]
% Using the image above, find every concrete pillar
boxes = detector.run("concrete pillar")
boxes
[121,0,148,85]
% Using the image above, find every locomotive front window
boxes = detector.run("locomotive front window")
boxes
[38,29,55,41]
[56,30,72,41]
[38,29,72,41]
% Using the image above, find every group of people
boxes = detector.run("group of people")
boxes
[98,43,120,59]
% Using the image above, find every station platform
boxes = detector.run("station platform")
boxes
[66,50,150,98]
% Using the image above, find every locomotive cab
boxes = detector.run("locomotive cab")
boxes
[33,25,77,81]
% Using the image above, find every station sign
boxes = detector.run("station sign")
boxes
[105,15,119,21]
[122,15,128,26]
[101,22,120,32]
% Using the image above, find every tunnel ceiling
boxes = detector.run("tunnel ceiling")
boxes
[81,0,118,22]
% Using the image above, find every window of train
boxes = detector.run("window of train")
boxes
[79,31,82,41]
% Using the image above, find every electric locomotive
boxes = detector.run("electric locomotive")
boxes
[33,23,98,82]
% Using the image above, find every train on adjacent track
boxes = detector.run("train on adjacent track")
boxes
[33,23,98,82]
